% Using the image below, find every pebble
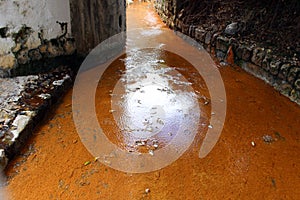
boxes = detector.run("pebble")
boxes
[224,22,239,35]
[145,188,150,194]
[149,150,154,156]
[263,135,274,143]
[251,141,256,147]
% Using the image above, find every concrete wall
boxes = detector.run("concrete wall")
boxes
[155,0,300,105]
[0,0,126,77]
[0,0,74,77]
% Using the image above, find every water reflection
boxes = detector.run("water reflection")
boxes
[96,48,208,155]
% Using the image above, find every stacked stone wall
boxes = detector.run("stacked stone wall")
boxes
[155,0,300,105]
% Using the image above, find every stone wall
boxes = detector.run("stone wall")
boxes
[0,0,126,77]
[155,0,300,105]
[0,0,75,77]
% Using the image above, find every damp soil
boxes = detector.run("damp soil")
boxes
[4,2,300,200]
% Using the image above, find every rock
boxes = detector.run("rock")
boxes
[188,25,196,37]
[290,89,299,101]
[47,43,63,58]
[211,24,219,33]
[263,135,274,143]
[38,93,51,100]
[0,55,16,72]
[216,36,229,52]
[195,28,206,43]
[11,114,32,141]
[211,32,220,47]
[216,50,226,61]
[278,63,291,80]
[145,188,150,194]
[28,49,42,61]
[251,47,266,67]
[241,46,252,62]
[287,66,300,84]
[280,83,293,96]
[269,60,281,76]
[0,149,8,171]
[38,44,48,55]
[17,49,29,65]
[224,22,239,35]
[261,53,272,71]
[205,31,212,45]
[236,45,252,62]
[63,40,76,55]
[295,79,300,90]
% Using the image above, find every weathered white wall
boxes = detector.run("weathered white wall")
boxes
[0,0,71,39]
[0,0,71,73]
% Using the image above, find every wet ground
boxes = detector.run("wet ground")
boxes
[4,2,300,200]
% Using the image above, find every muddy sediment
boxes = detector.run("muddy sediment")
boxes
[3,2,300,199]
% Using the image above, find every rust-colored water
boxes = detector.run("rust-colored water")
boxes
[5,2,300,200]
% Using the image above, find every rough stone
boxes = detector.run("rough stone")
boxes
[211,24,219,33]
[188,25,196,38]
[287,66,300,84]
[195,28,206,43]
[261,53,273,71]
[0,66,73,170]
[235,45,252,62]
[0,69,10,78]
[17,49,30,64]
[269,60,281,76]
[0,54,16,69]
[216,36,229,52]
[280,83,293,96]
[241,46,252,62]
[278,63,291,80]
[63,40,76,55]
[211,32,220,47]
[47,43,63,58]
[28,49,42,61]
[251,47,266,67]
[290,89,300,101]
[11,114,32,142]
[205,31,213,45]
[295,79,300,90]
[0,150,8,171]
[38,44,48,55]
[224,22,239,36]
[155,0,300,106]
[216,50,226,61]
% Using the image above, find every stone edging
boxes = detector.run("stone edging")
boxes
[0,66,74,170]
[155,3,300,105]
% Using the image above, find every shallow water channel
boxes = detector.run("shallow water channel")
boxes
[5,2,300,200]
